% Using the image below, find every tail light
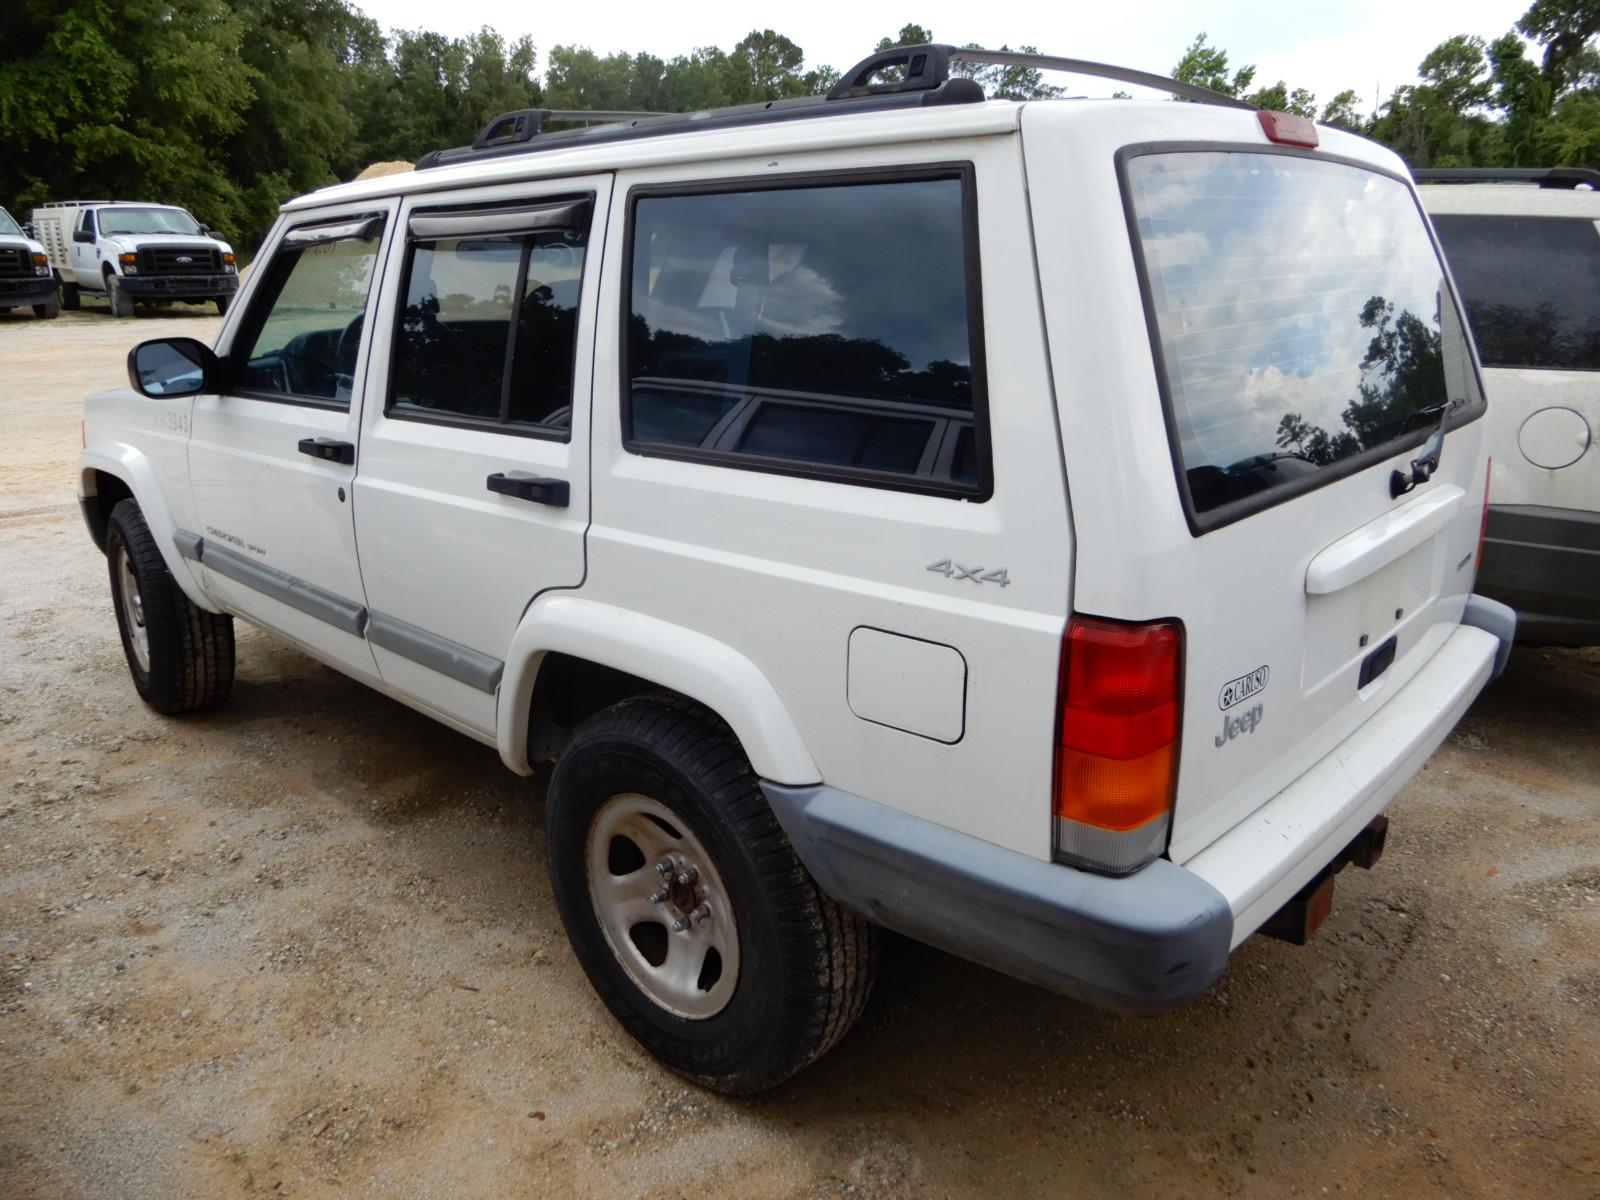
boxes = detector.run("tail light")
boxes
[1053,616,1182,875]
[1475,456,1492,573]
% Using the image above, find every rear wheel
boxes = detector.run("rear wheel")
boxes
[34,294,60,319]
[107,274,135,317]
[59,280,80,310]
[105,499,235,714]
[546,695,878,1094]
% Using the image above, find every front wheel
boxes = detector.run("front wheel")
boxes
[107,274,135,317]
[546,695,878,1094]
[105,499,235,714]
[214,294,230,315]
[34,294,60,319]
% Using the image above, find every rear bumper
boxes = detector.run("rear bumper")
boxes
[0,277,56,306]
[119,274,237,300]
[765,604,1510,1015]
[1478,504,1600,646]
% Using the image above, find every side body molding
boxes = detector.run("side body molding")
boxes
[79,446,220,614]
[498,596,820,785]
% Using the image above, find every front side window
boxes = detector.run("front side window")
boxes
[390,229,586,432]
[1430,213,1600,371]
[234,223,383,405]
[624,173,988,495]
[1127,152,1482,528]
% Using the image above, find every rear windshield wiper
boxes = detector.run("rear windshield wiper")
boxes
[1390,398,1461,499]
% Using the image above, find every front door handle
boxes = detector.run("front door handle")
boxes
[487,471,569,508]
[297,437,355,465]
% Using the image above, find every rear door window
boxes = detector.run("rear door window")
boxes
[1429,214,1600,371]
[623,172,989,497]
[1125,151,1481,530]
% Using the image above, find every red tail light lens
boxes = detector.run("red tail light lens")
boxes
[1053,616,1182,874]
[1258,109,1318,148]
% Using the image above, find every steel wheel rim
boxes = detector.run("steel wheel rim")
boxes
[585,792,740,1020]
[115,544,150,673]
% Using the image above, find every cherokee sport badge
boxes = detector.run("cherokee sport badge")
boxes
[1218,665,1269,710]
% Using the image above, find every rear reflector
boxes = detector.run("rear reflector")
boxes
[1257,109,1318,148]
[1053,616,1182,875]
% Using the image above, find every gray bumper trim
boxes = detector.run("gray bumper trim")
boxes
[366,610,504,693]
[1460,594,1517,680]
[173,529,204,561]
[762,782,1234,1015]
[1478,505,1600,646]
[199,540,368,636]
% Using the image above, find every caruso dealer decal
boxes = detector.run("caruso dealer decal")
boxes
[1215,665,1268,749]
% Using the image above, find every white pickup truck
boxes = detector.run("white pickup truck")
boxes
[32,200,238,317]
[0,205,58,318]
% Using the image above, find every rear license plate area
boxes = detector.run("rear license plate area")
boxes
[1358,634,1397,689]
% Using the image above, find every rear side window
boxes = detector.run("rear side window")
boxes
[390,228,586,435]
[1126,151,1481,529]
[1429,214,1600,371]
[624,172,988,497]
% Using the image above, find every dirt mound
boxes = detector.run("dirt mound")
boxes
[352,160,415,181]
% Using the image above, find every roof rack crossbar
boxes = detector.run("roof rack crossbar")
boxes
[1411,167,1600,189]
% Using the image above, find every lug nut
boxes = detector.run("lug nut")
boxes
[675,866,698,886]
[655,860,673,876]
[670,918,687,932]
[648,887,669,904]
[688,903,711,926]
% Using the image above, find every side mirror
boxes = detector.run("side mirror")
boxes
[72,228,93,244]
[127,338,219,398]
[199,225,212,237]
[22,221,35,239]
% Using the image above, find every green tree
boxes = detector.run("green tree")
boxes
[1171,33,1256,97]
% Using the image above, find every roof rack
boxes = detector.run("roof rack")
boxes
[415,42,1251,170]
[1412,167,1600,190]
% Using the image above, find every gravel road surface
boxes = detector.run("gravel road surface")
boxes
[2,303,1597,1198]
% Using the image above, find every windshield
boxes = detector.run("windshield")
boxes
[1126,151,1480,527]
[98,207,203,237]
[0,208,22,238]
[1429,213,1600,371]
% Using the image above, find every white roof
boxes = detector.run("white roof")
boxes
[1418,181,1600,218]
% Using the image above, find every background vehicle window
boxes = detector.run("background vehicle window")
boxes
[235,232,382,404]
[391,230,585,431]
[1127,152,1481,524]
[625,175,987,494]
[1430,214,1600,371]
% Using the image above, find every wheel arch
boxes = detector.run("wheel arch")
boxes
[498,595,820,786]
[79,450,219,613]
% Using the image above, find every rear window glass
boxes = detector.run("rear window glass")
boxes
[1429,214,1600,371]
[1127,152,1479,526]
[624,175,987,496]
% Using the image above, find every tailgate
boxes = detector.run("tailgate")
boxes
[1022,105,1489,866]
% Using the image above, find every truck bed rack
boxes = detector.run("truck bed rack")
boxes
[416,43,1250,171]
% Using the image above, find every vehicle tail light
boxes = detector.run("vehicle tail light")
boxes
[1053,615,1182,875]
[1475,456,1492,573]
[1257,109,1318,148]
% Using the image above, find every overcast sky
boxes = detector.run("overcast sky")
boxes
[352,0,1532,117]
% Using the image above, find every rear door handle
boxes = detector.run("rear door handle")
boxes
[297,437,355,465]
[487,471,569,508]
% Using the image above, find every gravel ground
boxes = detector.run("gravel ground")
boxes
[2,302,1598,1199]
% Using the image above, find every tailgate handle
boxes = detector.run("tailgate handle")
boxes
[1304,485,1465,595]
[487,471,569,508]
[1358,635,1398,689]
[297,437,355,465]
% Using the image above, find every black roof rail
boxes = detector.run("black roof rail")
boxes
[415,42,1251,170]
[1412,167,1600,189]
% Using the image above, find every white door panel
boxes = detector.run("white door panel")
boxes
[188,200,397,681]
[352,177,609,732]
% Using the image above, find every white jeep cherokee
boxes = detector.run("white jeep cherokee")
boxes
[79,45,1515,1093]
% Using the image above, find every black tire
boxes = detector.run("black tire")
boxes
[105,499,235,714]
[107,273,135,317]
[546,694,878,1094]
[34,294,60,319]
[60,280,80,310]
[214,294,229,315]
